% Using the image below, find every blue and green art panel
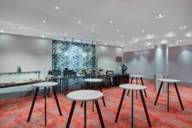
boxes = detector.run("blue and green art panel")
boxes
[52,40,96,72]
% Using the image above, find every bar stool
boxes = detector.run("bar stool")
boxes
[154,78,184,112]
[81,78,106,109]
[66,90,105,128]
[127,75,147,97]
[27,82,62,126]
[115,84,152,128]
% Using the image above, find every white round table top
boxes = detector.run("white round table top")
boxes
[158,78,180,83]
[119,84,146,90]
[33,82,58,87]
[130,75,144,78]
[67,90,103,101]
[84,78,103,83]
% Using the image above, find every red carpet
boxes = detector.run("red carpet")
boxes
[0,80,192,128]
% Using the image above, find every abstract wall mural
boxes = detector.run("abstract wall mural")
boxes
[52,40,96,72]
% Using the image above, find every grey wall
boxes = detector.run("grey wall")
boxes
[96,45,123,74]
[123,50,155,78]
[124,45,192,83]
[169,45,192,83]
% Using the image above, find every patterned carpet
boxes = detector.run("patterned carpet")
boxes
[0,80,192,128]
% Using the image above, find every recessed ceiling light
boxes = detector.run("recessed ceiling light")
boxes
[145,34,154,39]
[109,20,113,24]
[0,30,4,33]
[166,32,175,37]
[116,29,120,33]
[77,20,82,24]
[120,35,124,38]
[42,20,46,24]
[155,13,166,19]
[161,39,168,44]
[55,6,60,10]
[146,42,151,46]
[104,42,108,45]
[185,32,192,37]
[179,25,187,29]
[120,44,124,47]
[41,35,45,38]
[63,33,67,36]
[141,29,145,32]
[90,28,95,33]
[132,38,139,43]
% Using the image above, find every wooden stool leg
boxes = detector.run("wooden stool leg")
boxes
[139,90,152,127]
[27,87,39,122]
[99,88,106,107]
[167,82,170,112]
[95,100,105,128]
[136,78,138,99]
[66,101,76,128]
[140,77,147,97]
[154,82,163,105]
[84,102,87,128]
[81,102,84,107]
[44,87,47,126]
[115,89,126,122]
[174,83,184,111]
[52,86,62,115]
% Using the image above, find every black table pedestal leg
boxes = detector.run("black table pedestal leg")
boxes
[131,90,134,128]
[66,101,76,128]
[44,87,47,126]
[115,89,126,122]
[95,100,105,128]
[167,83,170,112]
[174,83,184,111]
[140,78,147,97]
[27,87,39,122]
[84,102,87,128]
[154,82,163,105]
[52,86,62,116]
[139,90,152,127]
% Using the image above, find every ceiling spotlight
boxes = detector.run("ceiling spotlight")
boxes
[63,33,67,36]
[166,32,175,37]
[179,25,187,29]
[141,29,145,32]
[116,29,120,33]
[0,30,4,33]
[104,42,108,45]
[132,38,139,43]
[90,28,95,33]
[185,32,192,37]
[161,39,168,44]
[41,35,45,38]
[120,44,124,47]
[77,20,82,24]
[120,35,124,38]
[155,13,166,19]
[42,20,46,24]
[145,34,154,39]
[109,20,113,24]
[55,6,60,10]
[146,42,151,46]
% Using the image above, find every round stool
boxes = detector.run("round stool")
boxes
[82,78,106,109]
[27,82,62,126]
[127,74,147,97]
[154,78,184,112]
[66,90,105,128]
[115,84,152,128]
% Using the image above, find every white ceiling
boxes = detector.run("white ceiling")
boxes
[0,0,192,51]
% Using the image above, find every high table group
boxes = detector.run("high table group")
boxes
[26,76,184,128]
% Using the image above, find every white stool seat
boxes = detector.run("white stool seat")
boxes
[159,79,180,83]
[130,75,144,78]
[120,84,146,90]
[33,82,58,87]
[67,90,103,101]
[84,78,103,83]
